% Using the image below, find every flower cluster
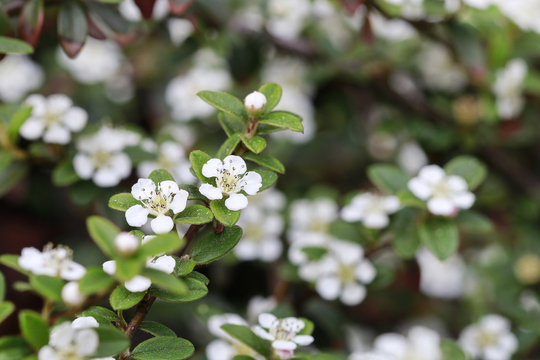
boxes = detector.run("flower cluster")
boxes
[18,244,86,281]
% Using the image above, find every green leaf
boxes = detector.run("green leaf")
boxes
[419,217,459,261]
[189,150,212,183]
[218,112,244,137]
[173,257,196,277]
[191,225,242,264]
[52,160,79,186]
[131,336,194,360]
[240,135,266,154]
[149,169,175,184]
[0,161,27,197]
[115,257,144,282]
[233,356,256,360]
[0,302,14,323]
[81,306,120,323]
[297,318,314,335]
[0,151,13,172]
[197,91,248,122]
[19,310,49,350]
[445,156,487,190]
[87,1,131,34]
[8,105,32,142]
[109,193,140,212]
[391,208,421,259]
[29,275,63,302]
[367,165,409,194]
[217,133,242,159]
[253,169,278,191]
[397,189,426,208]
[178,184,206,201]
[189,271,209,285]
[243,152,285,174]
[0,336,33,359]
[174,205,213,225]
[441,340,467,360]
[87,216,120,258]
[0,272,4,301]
[150,274,207,303]
[109,286,145,310]
[139,232,184,258]
[258,83,282,114]
[455,210,494,234]
[259,111,303,132]
[78,267,115,295]
[141,268,187,296]
[210,199,241,226]
[57,1,88,58]
[0,36,33,54]
[221,324,271,357]
[449,22,484,68]
[93,326,130,358]
[139,321,176,337]
[0,255,25,274]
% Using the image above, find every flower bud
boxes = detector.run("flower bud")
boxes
[62,282,85,307]
[114,232,140,255]
[244,91,266,114]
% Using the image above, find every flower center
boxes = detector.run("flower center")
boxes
[269,319,301,342]
[139,187,176,216]
[245,224,263,241]
[157,154,175,170]
[92,150,113,167]
[42,244,73,277]
[338,264,356,284]
[56,348,85,360]
[216,169,244,195]
[308,220,328,233]
[431,181,453,199]
[477,331,497,347]
[43,110,62,127]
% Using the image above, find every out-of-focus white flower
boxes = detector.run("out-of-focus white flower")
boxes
[287,198,338,265]
[462,0,494,9]
[104,72,134,104]
[408,165,475,216]
[103,235,176,292]
[416,247,466,299]
[383,0,425,19]
[62,281,86,307]
[137,141,195,184]
[206,313,264,360]
[58,38,124,85]
[368,132,398,161]
[253,313,314,359]
[38,317,114,360]
[459,314,518,360]
[118,0,169,21]
[233,0,264,31]
[126,178,188,234]
[0,55,43,102]
[235,208,283,262]
[311,0,355,49]
[19,94,87,144]
[114,232,140,255]
[302,240,376,306]
[397,142,428,176]
[496,0,540,33]
[168,19,194,46]
[73,126,137,187]
[19,244,86,281]
[244,91,267,114]
[247,296,277,324]
[349,353,390,360]
[199,155,262,211]
[341,193,400,229]
[520,290,540,313]
[493,59,527,119]
[418,43,467,92]
[369,12,417,41]
[166,49,232,122]
[368,326,443,360]
[266,0,311,40]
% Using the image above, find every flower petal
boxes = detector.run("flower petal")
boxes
[316,276,341,300]
[125,275,152,292]
[170,189,188,214]
[340,283,366,306]
[73,154,94,179]
[131,178,156,201]
[126,205,149,227]
[151,214,174,234]
[199,183,223,200]
[62,106,87,131]
[258,313,277,328]
[408,178,431,200]
[159,180,179,197]
[253,325,274,341]
[225,193,248,211]
[272,340,297,351]
[356,260,377,284]
[47,94,72,113]
[242,171,262,195]
[427,197,455,216]
[75,328,99,356]
[102,260,117,275]
[61,261,86,281]
[19,117,45,140]
[202,158,222,178]
[72,316,99,329]
[147,255,176,274]
[293,335,314,346]
[418,165,445,184]
[223,155,247,175]
[43,125,70,144]
[453,192,475,209]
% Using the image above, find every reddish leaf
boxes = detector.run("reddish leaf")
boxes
[18,0,44,47]
[134,0,156,19]
[168,0,193,16]
[87,15,107,40]
[340,0,365,14]
[58,2,88,58]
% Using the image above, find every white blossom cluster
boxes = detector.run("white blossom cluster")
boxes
[0,55,43,102]
[137,140,195,185]
[19,244,86,281]
[493,59,527,119]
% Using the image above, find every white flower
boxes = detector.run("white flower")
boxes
[73,126,137,187]
[38,317,114,360]
[459,314,518,360]
[244,91,267,114]
[235,208,283,262]
[303,240,376,306]
[114,232,140,255]
[369,12,417,42]
[168,18,194,46]
[266,0,311,40]
[199,155,262,211]
[103,235,176,293]
[118,0,169,21]
[126,178,189,234]
[397,142,428,176]
[58,38,124,85]
[493,59,527,119]
[370,326,442,360]
[166,49,231,122]
[247,296,277,324]
[341,193,400,229]
[383,0,425,19]
[253,313,314,359]
[62,282,86,307]
[19,244,86,281]
[19,94,87,145]
[496,0,540,34]
[408,165,475,216]
[0,55,43,102]
[417,43,467,93]
[416,247,466,299]
[137,141,195,185]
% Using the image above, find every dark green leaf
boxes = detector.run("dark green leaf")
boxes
[115,257,144,282]
[0,302,14,323]
[191,225,242,264]
[297,318,314,335]
[29,275,63,302]
[240,135,266,154]
[87,216,120,258]
[19,310,49,350]
[131,336,194,360]
[189,271,209,285]
[81,306,120,323]
[218,112,244,137]
[0,161,27,197]
[221,324,271,357]
[87,1,131,34]
[253,169,278,191]
[243,152,285,174]
[173,257,195,277]
[93,326,130,358]
[391,208,421,259]
[174,205,213,225]
[259,111,303,132]
[0,255,25,274]
[149,169,175,183]
[0,272,4,301]
[197,91,248,122]
[109,193,140,212]
[150,273,207,302]
[109,286,145,310]
[189,150,212,183]
[178,184,206,201]
[140,232,184,258]
[455,210,493,234]
[217,133,242,159]
[210,199,241,227]
[367,165,409,194]
[0,336,33,359]
[445,156,487,190]
[8,105,32,142]
[52,160,79,186]
[58,1,88,58]
[78,267,115,295]
[141,268,187,295]
[18,0,43,47]
[139,321,176,337]
[419,217,459,260]
[441,340,467,360]
[258,83,282,114]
